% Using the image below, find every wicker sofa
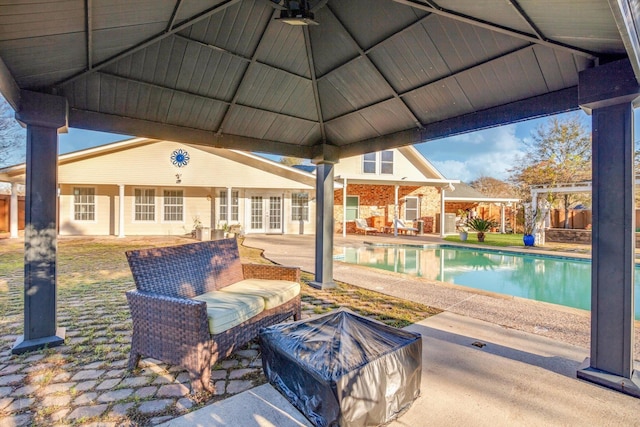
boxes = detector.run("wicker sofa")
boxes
[125,238,301,393]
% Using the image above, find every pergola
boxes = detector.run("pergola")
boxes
[1,0,639,397]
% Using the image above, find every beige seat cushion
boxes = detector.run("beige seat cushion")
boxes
[193,291,265,335]
[220,279,301,310]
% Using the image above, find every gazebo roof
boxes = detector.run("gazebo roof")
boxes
[1,0,637,160]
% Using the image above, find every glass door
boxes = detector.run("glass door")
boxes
[267,196,282,233]
[247,194,283,233]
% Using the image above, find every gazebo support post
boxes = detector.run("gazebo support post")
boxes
[577,59,640,397]
[12,91,67,354]
[311,146,338,289]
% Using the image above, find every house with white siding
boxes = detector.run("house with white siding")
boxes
[0,138,319,237]
[0,138,483,238]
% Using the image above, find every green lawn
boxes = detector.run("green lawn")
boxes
[444,232,525,247]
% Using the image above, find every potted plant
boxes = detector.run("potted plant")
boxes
[466,218,497,243]
[458,225,469,241]
[213,222,228,240]
[522,205,538,247]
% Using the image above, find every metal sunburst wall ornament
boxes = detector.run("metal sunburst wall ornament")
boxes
[170,149,190,167]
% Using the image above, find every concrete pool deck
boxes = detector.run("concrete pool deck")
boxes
[163,233,640,426]
[244,233,640,356]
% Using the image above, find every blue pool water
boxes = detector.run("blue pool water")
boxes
[336,244,640,319]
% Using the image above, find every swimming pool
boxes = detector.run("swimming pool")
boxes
[335,244,640,319]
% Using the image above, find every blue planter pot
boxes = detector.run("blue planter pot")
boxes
[523,234,535,247]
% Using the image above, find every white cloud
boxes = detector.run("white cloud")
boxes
[417,124,526,182]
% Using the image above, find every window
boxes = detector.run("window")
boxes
[346,196,359,220]
[73,187,95,221]
[363,151,394,174]
[135,188,155,221]
[292,193,309,221]
[405,196,418,221]
[220,190,239,221]
[380,150,394,174]
[163,190,183,222]
[363,152,376,174]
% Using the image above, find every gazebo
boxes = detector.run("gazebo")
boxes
[0,0,639,397]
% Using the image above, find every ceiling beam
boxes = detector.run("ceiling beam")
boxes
[85,0,93,71]
[392,0,596,60]
[173,33,311,81]
[304,25,326,143]
[325,44,534,125]
[68,109,313,158]
[0,57,21,111]
[325,3,422,129]
[216,9,279,136]
[608,0,640,84]
[338,86,579,158]
[167,0,184,31]
[317,14,433,81]
[508,0,545,41]
[57,0,243,87]
[95,71,317,124]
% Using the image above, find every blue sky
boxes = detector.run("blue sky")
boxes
[3,94,637,182]
[55,111,591,182]
[414,113,579,182]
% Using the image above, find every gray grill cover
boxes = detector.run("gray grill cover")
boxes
[259,308,422,427]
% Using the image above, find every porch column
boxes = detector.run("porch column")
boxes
[439,188,446,238]
[118,184,125,238]
[10,181,18,238]
[227,187,232,224]
[500,204,506,234]
[342,178,347,238]
[12,90,67,354]
[394,184,399,237]
[576,59,640,396]
[311,154,337,290]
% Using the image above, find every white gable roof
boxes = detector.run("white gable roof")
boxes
[333,146,457,187]
[0,138,319,189]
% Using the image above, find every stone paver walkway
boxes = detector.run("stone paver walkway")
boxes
[0,298,320,427]
[0,236,330,427]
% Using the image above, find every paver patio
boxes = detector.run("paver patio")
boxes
[0,236,433,426]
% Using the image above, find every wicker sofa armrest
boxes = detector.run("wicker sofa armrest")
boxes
[241,263,300,283]
[126,290,211,364]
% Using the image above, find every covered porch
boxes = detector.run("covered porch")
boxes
[1,0,640,411]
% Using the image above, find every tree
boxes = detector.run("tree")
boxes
[509,113,591,228]
[0,99,25,167]
[280,156,303,167]
[468,176,517,198]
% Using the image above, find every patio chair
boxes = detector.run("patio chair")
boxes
[355,218,378,235]
[394,219,418,235]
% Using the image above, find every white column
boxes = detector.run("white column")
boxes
[10,182,18,238]
[342,178,347,237]
[500,204,506,233]
[394,184,399,236]
[227,187,232,224]
[440,188,446,238]
[118,184,125,238]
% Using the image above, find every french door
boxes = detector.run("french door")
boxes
[248,195,282,233]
